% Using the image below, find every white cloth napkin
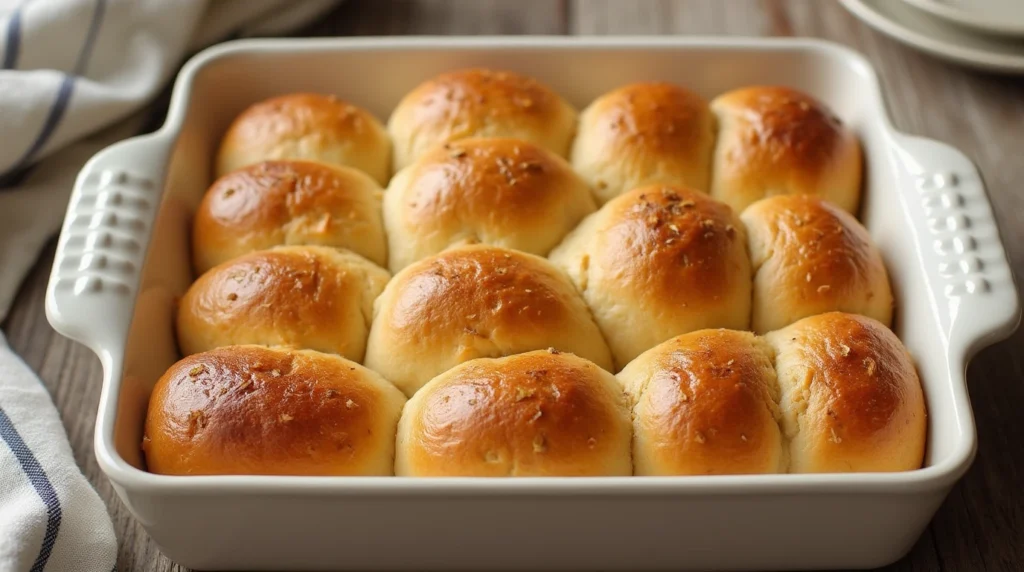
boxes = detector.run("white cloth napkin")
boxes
[0,1,340,570]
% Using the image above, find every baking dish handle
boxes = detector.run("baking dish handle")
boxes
[45,133,171,360]
[895,135,1020,359]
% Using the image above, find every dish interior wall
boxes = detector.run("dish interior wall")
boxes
[115,45,958,473]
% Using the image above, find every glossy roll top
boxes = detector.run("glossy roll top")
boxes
[742,195,893,333]
[387,68,578,171]
[618,329,784,476]
[710,86,862,214]
[572,81,716,205]
[364,244,613,397]
[549,185,751,369]
[216,93,391,185]
[177,246,390,363]
[764,312,926,473]
[396,350,632,477]
[383,137,596,272]
[192,160,387,274]
[143,345,407,476]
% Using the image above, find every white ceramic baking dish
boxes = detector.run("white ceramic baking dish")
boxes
[44,37,1019,571]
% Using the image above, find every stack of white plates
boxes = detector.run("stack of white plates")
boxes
[840,0,1024,73]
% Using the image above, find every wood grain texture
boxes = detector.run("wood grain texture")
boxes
[2,1,1021,571]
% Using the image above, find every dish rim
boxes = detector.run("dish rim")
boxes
[841,0,1024,73]
[79,35,1012,497]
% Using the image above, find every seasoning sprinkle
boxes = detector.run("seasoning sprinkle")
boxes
[279,414,293,423]
[532,434,547,453]
[839,343,851,357]
[863,357,877,376]
[346,399,359,409]
[830,428,842,443]
[515,387,536,401]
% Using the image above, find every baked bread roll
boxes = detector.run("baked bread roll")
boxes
[216,93,390,185]
[396,350,632,477]
[383,137,596,272]
[177,246,390,362]
[710,86,862,214]
[143,345,406,476]
[549,185,751,369]
[192,160,387,275]
[617,329,783,476]
[742,195,893,333]
[388,68,577,171]
[364,245,613,396]
[763,312,926,473]
[572,82,715,205]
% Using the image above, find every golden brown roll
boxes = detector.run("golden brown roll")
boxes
[742,195,893,334]
[396,350,632,477]
[364,245,613,397]
[763,312,926,473]
[142,345,407,476]
[177,246,390,362]
[383,137,596,272]
[388,68,577,171]
[192,160,387,275]
[617,329,783,476]
[572,82,715,205]
[216,93,390,185]
[549,185,751,369]
[710,86,862,214]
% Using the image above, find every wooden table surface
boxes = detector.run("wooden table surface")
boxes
[3,1,1022,570]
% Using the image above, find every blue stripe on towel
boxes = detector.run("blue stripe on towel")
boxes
[2,7,23,69]
[0,406,63,572]
[74,0,106,74]
[0,73,76,188]
[0,0,107,185]
[8,73,76,167]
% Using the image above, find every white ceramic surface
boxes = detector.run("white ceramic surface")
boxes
[842,0,1024,73]
[45,37,1020,571]
[901,0,1024,37]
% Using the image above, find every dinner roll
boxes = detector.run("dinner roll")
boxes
[572,82,715,205]
[764,312,926,473]
[364,245,613,397]
[710,86,862,214]
[388,68,577,171]
[549,185,751,369]
[177,246,390,362]
[617,329,783,476]
[742,195,893,333]
[396,350,632,477]
[192,160,387,275]
[143,345,406,476]
[216,93,390,185]
[383,138,596,272]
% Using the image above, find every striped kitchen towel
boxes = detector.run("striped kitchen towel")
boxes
[0,1,340,571]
